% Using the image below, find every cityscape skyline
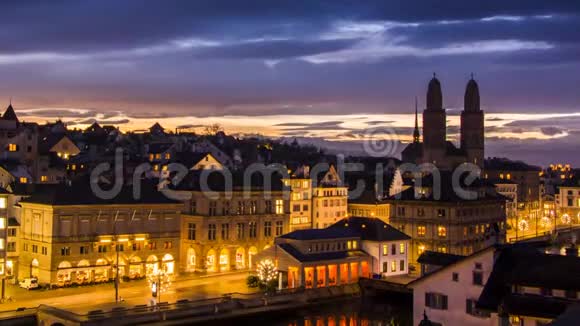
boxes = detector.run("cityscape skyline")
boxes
[1,1,579,166]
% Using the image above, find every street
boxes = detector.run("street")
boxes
[0,271,253,313]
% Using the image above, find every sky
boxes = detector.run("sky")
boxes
[1,1,580,166]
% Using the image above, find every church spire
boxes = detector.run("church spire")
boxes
[413,96,420,143]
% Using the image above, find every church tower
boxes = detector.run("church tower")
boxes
[413,96,420,143]
[460,76,484,169]
[422,74,447,166]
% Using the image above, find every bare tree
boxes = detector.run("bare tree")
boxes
[204,123,223,135]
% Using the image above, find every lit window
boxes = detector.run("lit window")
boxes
[400,243,405,254]
[149,154,154,161]
[155,154,161,160]
[19,177,27,184]
[275,200,284,214]
[0,198,6,209]
[499,173,504,179]
[162,165,168,171]
[438,226,447,237]
[418,245,426,255]
[506,173,511,180]
[0,218,5,229]
[352,241,357,249]
[71,164,76,171]
[41,175,48,182]
[391,261,396,272]
[382,244,388,256]
[0,239,4,250]
[7,144,17,152]
[153,164,159,171]
[347,241,352,250]
[165,153,171,160]
[417,226,426,237]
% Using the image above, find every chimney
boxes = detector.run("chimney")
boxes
[565,244,578,257]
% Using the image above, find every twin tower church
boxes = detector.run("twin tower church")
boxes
[401,75,485,171]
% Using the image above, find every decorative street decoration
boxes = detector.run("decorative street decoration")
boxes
[561,214,572,225]
[257,259,277,283]
[540,216,552,229]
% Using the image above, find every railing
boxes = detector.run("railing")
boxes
[23,284,361,325]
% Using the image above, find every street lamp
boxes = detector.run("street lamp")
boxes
[148,269,171,304]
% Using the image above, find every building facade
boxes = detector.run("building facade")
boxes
[18,184,182,286]
[386,176,506,269]
[179,190,290,273]
[283,165,348,230]
[257,228,371,289]
[410,247,498,326]
[327,217,410,278]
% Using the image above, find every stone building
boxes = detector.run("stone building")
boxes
[386,173,506,268]
[283,165,348,230]
[17,181,182,286]
[176,170,290,273]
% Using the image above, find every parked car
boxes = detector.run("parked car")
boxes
[19,278,38,290]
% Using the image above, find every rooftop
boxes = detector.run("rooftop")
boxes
[328,217,411,242]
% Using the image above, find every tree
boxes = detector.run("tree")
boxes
[204,123,223,136]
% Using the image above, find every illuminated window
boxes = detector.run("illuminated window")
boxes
[164,153,171,160]
[418,245,426,255]
[382,244,388,256]
[352,241,358,249]
[0,198,6,209]
[153,164,159,171]
[275,200,284,214]
[161,165,168,171]
[347,241,352,250]
[391,261,396,272]
[417,226,426,237]
[71,164,76,171]
[41,175,48,182]
[19,177,27,184]
[499,173,504,179]
[438,226,447,237]
[155,154,161,160]
[0,239,4,250]
[400,243,405,254]
[0,218,5,229]
[8,144,17,152]
[437,246,447,253]
[149,154,154,161]
[506,173,511,180]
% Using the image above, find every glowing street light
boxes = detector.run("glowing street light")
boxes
[148,269,172,303]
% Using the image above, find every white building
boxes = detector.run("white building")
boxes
[409,246,498,326]
[327,217,411,278]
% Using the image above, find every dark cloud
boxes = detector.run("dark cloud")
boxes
[540,126,566,136]
[366,120,394,126]
[193,39,361,60]
[67,118,130,126]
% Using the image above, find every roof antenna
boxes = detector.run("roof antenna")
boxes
[470,72,474,80]
[433,72,436,78]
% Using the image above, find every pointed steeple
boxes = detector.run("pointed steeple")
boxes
[464,73,480,112]
[413,96,420,143]
[2,102,19,123]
